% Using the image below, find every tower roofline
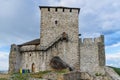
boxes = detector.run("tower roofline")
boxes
[39,6,80,13]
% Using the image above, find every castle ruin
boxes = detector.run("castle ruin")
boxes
[9,6,120,79]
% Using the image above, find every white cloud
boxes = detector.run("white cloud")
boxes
[106,52,120,60]
[0,51,9,70]
[81,32,101,38]
[106,52,120,67]
[106,42,120,49]
[0,0,22,18]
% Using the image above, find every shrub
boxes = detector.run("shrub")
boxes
[95,72,102,76]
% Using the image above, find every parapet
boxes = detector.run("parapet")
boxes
[39,6,80,14]
[11,44,19,52]
[80,35,104,44]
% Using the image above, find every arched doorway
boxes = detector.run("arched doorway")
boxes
[31,63,35,72]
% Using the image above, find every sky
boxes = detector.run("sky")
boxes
[0,0,120,70]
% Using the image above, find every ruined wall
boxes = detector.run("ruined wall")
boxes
[40,6,80,69]
[79,35,105,76]
[9,44,21,73]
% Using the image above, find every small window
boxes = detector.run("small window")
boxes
[48,8,50,11]
[55,20,57,24]
[14,48,16,51]
[55,8,57,12]
[30,54,31,56]
[70,9,72,12]
[63,8,64,12]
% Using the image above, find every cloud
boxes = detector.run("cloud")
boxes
[106,53,120,60]
[0,0,21,18]
[0,51,9,70]
[106,52,120,67]
[105,31,120,46]
[0,0,40,47]
[106,42,120,49]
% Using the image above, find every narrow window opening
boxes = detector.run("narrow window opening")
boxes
[55,8,57,12]
[70,9,72,12]
[30,54,31,56]
[14,48,16,51]
[55,20,57,25]
[63,8,64,12]
[48,8,50,11]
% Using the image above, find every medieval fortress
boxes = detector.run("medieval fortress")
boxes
[9,6,120,79]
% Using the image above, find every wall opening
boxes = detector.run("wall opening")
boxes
[14,48,16,51]
[55,8,57,12]
[63,8,64,12]
[31,63,35,72]
[55,20,58,25]
[48,8,50,11]
[70,9,72,12]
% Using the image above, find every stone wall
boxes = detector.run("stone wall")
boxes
[79,35,105,76]
[9,44,21,73]
[40,6,80,69]
[17,32,81,72]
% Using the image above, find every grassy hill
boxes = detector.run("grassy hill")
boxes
[109,66,120,76]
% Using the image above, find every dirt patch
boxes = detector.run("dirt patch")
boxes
[0,74,10,79]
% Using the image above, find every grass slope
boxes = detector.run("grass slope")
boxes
[109,66,120,76]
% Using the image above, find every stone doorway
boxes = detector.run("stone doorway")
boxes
[31,63,35,72]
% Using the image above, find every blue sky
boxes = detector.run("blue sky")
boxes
[0,0,120,70]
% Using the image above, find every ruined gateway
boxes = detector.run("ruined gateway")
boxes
[9,6,120,79]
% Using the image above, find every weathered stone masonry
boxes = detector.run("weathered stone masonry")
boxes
[9,6,120,80]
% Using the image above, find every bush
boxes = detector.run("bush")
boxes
[95,72,102,76]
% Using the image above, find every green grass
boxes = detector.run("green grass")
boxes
[0,78,8,80]
[109,66,120,76]
[30,69,68,78]
[10,73,30,80]
[30,70,51,78]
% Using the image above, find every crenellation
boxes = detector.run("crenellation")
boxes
[80,35,104,46]
[83,38,94,44]
[94,35,104,43]
[40,6,80,14]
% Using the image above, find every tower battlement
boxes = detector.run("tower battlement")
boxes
[39,6,80,13]
[80,35,104,45]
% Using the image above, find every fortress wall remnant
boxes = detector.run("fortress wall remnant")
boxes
[79,35,105,76]
[9,44,21,73]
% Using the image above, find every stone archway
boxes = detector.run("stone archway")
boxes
[31,63,35,72]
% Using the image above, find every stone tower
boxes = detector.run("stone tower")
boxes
[40,6,80,69]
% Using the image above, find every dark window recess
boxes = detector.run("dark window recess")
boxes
[70,9,72,12]
[14,48,16,51]
[63,8,64,12]
[55,20,58,24]
[55,8,57,12]
[48,8,50,11]
[30,54,31,56]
